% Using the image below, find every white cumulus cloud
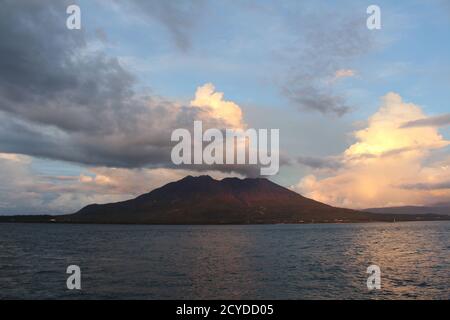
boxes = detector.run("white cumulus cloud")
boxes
[293,93,450,208]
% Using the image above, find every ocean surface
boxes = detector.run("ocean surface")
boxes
[0,221,449,300]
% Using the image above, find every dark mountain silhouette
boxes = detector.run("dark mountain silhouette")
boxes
[1,176,449,224]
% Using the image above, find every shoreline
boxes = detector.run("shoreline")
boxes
[1,216,449,226]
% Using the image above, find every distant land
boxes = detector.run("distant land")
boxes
[1,176,449,224]
[364,206,450,215]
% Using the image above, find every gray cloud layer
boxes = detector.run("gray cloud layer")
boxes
[0,0,257,176]
[401,114,450,128]
[281,7,373,116]
[400,181,450,190]
[297,155,342,169]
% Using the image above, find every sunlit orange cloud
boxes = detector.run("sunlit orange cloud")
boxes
[294,93,450,209]
[190,83,245,129]
[0,153,30,163]
[332,69,356,82]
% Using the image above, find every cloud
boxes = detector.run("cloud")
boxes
[293,93,450,208]
[400,181,450,190]
[297,156,342,170]
[44,167,243,213]
[190,83,244,129]
[0,153,47,214]
[284,85,351,116]
[0,153,246,214]
[400,113,450,128]
[0,153,27,162]
[0,1,259,176]
[0,1,136,133]
[333,69,356,81]
[114,0,206,51]
[281,7,374,116]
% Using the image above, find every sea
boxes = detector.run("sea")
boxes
[0,221,449,299]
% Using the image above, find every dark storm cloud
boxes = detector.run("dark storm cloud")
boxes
[0,0,134,133]
[0,0,259,176]
[0,0,172,166]
[282,8,374,116]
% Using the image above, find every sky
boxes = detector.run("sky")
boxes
[0,0,449,214]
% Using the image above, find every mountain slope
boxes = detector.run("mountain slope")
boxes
[52,175,448,224]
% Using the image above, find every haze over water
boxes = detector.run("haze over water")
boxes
[1,222,449,299]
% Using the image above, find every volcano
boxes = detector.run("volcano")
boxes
[50,175,449,224]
